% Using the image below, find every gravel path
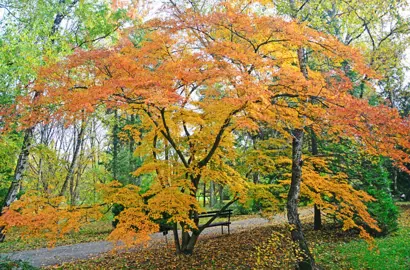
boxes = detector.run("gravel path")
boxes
[1,208,313,267]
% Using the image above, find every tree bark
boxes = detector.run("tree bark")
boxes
[210,181,216,207]
[311,130,322,231]
[392,167,398,193]
[129,114,135,184]
[2,128,34,209]
[112,109,119,180]
[60,120,86,196]
[219,185,223,203]
[287,128,316,270]
[203,182,206,207]
[314,204,322,231]
[0,127,34,242]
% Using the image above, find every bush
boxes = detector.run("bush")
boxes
[361,160,398,236]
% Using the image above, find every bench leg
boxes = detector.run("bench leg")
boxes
[228,225,230,235]
[221,226,223,234]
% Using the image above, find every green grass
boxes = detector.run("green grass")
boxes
[316,205,410,270]
[317,228,410,269]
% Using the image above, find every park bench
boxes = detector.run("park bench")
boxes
[197,209,232,234]
[160,209,232,235]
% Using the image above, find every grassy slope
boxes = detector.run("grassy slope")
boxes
[316,203,410,270]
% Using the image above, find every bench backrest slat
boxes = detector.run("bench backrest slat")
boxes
[197,209,232,219]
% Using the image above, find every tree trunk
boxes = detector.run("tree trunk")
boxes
[60,120,86,196]
[112,109,119,180]
[210,181,216,207]
[253,171,259,184]
[203,182,206,207]
[2,128,34,209]
[392,167,398,194]
[129,114,135,184]
[219,185,223,203]
[0,127,34,242]
[311,130,322,231]
[313,204,322,231]
[287,128,316,270]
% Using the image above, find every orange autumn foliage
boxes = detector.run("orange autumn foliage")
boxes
[0,191,102,246]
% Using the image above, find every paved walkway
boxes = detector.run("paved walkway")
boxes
[2,208,313,267]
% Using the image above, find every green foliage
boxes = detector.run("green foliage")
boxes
[0,134,22,203]
[362,160,399,235]
[111,203,124,228]
[325,141,399,235]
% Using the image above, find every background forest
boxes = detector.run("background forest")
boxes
[0,0,410,269]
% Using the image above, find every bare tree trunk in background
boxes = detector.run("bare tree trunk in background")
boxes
[112,109,119,180]
[71,126,86,205]
[219,184,223,204]
[90,118,98,203]
[38,123,53,194]
[129,114,135,184]
[210,181,216,207]
[60,120,86,197]
[392,167,398,193]
[253,172,259,184]
[203,182,206,207]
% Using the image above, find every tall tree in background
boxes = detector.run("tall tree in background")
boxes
[0,0,128,241]
[276,0,410,234]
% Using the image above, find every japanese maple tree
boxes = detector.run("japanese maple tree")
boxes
[1,1,410,260]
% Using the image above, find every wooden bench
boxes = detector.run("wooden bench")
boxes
[159,209,232,235]
[197,209,232,234]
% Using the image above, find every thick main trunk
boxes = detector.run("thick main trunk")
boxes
[178,230,200,254]
[173,191,237,255]
[287,129,316,270]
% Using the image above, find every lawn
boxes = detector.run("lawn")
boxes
[316,204,410,270]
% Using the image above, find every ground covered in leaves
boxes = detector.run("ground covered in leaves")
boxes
[0,214,259,254]
[46,205,410,270]
[0,221,113,253]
